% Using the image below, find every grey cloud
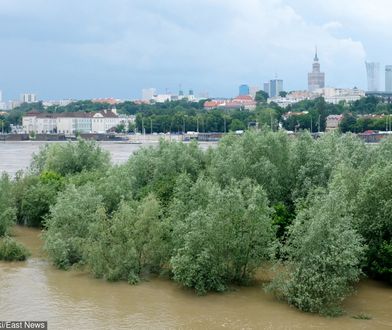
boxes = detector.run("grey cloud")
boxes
[0,0,368,99]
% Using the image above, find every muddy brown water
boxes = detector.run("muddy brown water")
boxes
[0,226,391,329]
[1,141,392,329]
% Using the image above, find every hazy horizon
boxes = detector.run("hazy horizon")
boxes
[0,0,391,100]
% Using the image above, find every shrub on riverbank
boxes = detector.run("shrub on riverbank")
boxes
[170,179,274,294]
[30,139,110,176]
[0,236,30,261]
[267,189,365,316]
[0,173,16,236]
[12,140,109,228]
[4,131,392,316]
[86,195,163,283]
[43,184,103,269]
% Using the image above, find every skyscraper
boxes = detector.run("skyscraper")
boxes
[20,93,37,103]
[308,48,325,92]
[386,65,392,92]
[263,82,270,95]
[365,62,380,92]
[239,84,250,96]
[269,79,283,97]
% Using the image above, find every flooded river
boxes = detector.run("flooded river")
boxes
[0,140,215,176]
[0,226,391,329]
[0,141,392,329]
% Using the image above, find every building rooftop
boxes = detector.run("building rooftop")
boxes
[25,110,118,119]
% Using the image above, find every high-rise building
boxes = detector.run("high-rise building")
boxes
[308,49,325,92]
[263,82,270,96]
[142,88,156,101]
[239,84,250,96]
[0,90,2,103]
[269,79,283,97]
[365,62,380,92]
[386,65,392,92]
[20,93,37,103]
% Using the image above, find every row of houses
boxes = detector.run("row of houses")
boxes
[268,88,365,108]
[22,109,135,134]
[204,95,257,111]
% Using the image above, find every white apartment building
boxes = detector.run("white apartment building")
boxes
[23,110,134,134]
[91,111,124,133]
[314,87,365,104]
[22,113,38,133]
[36,115,57,133]
[57,113,92,134]
[152,94,172,103]
[20,93,37,103]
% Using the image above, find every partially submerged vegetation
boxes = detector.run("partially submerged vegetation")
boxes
[0,173,30,261]
[0,133,391,316]
[0,237,30,261]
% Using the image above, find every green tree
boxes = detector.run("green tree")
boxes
[354,163,392,283]
[209,130,292,205]
[0,173,16,236]
[44,184,103,269]
[171,179,274,294]
[268,189,365,316]
[128,140,205,204]
[0,117,11,133]
[279,91,288,98]
[86,194,162,283]
[19,171,64,227]
[229,118,246,131]
[255,90,269,103]
[31,139,110,176]
[0,237,30,261]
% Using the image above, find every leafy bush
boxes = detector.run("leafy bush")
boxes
[86,195,162,283]
[0,173,16,236]
[268,190,365,316]
[354,164,392,283]
[171,179,274,294]
[208,131,292,204]
[0,237,30,261]
[18,171,64,227]
[128,140,206,205]
[30,139,110,176]
[44,184,103,269]
[368,240,392,284]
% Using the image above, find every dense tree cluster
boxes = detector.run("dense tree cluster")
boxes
[0,173,16,236]
[1,132,392,315]
[0,173,30,261]
[0,236,30,261]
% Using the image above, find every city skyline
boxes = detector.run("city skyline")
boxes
[0,0,391,100]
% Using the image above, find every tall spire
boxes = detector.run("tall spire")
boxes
[314,46,319,62]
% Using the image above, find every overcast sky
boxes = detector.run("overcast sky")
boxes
[0,0,390,100]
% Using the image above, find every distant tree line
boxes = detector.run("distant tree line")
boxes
[3,96,392,134]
